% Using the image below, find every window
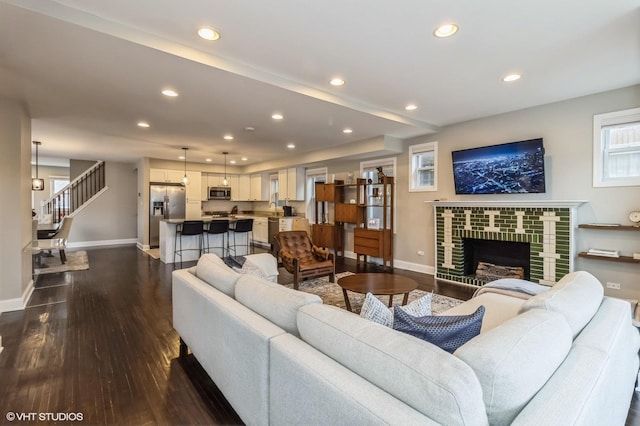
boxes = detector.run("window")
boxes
[409,141,437,191]
[305,168,327,224]
[593,107,640,187]
[360,157,396,183]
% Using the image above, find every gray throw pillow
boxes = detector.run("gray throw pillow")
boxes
[360,292,432,327]
[393,306,485,353]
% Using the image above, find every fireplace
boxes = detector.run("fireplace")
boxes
[463,238,530,280]
[432,201,584,287]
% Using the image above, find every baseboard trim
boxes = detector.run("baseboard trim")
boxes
[67,238,137,249]
[340,250,435,275]
[0,279,34,313]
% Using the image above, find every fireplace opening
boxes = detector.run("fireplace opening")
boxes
[463,238,530,281]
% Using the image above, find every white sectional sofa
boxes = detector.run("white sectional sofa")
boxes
[172,254,640,425]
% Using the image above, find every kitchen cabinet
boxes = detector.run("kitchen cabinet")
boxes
[234,175,251,201]
[278,168,304,201]
[201,174,209,200]
[185,171,202,219]
[226,175,239,199]
[250,173,268,201]
[252,217,268,247]
[150,168,184,183]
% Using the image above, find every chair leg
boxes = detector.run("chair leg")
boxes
[59,249,66,264]
[293,269,300,290]
[329,272,335,283]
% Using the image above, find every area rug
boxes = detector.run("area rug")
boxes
[281,271,463,314]
[35,250,89,275]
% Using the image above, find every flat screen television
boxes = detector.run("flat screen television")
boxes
[452,138,546,194]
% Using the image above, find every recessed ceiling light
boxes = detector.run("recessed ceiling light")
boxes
[224,134,234,140]
[405,104,418,111]
[197,26,221,41]
[178,155,185,160]
[287,143,295,149]
[503,73,522,82]
[205,158,212,162]
[272,113,284,120]
[244,126,255,132]
[241,157,248,161]
[433,23,458,38]
[330,78,345,86]
[229,160,237,164]
[137,121,150,128]
[343,128,353,134]
[162,89,179,97]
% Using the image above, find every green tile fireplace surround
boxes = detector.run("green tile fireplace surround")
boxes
[431,201,586,287]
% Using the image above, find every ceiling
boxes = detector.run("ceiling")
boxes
[1,0,638,170]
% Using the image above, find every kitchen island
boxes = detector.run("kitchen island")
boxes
[159,218,250,264]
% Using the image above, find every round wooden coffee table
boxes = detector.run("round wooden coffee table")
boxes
[337,273,418,312]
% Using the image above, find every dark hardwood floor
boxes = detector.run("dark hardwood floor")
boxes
[0,245,637,425]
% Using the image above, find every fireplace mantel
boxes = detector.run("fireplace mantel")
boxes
[428,200,587,208]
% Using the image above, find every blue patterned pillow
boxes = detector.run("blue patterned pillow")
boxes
[392,306,485,353]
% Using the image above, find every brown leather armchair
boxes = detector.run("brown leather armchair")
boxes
[274,230,335,290]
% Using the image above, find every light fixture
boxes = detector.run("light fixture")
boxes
[503,73,522,82]
[230,160,236,164]
[162,89,179,97]
[222,151,229,186]
[181,147,190,185]
[224,134,234,140]
[287,143,296,149]
[272,113,284,120]
[405,104,418,111]
[197,26,221,41]
[433,23,458,38]
[32,141,44,191]
[241,157,248,161]
[343,128,353,134]
[137,121,150,128]
[330,78,345,86]
[205,158,212,162]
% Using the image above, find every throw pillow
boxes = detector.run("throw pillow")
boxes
[392,305,485,353]
[233,261,270,281]
[360,292,432,328]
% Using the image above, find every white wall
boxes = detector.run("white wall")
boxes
[400,85,640,299]
[0,99,34,312]
[68,161,138,247]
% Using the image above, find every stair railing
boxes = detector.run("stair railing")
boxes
[43,161,106,223]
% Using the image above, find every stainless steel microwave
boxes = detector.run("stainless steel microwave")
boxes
[208,186,231,200]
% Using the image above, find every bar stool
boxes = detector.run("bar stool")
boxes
[174,220,204,265]
[229,218,254,258]
[205,219,229,258]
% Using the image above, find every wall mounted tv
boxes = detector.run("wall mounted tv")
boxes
[452,138,546,194]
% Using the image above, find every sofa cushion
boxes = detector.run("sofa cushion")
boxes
[243,253,279,282]
[454,309,572,425]
[441,292,525,333]
[195,254,240,297]
[235,275,321,337]
[360,292,432,327]
[393,306,484,353]
[297,303,489,425]
[519,271,603,338]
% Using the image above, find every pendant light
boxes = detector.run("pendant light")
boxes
[32,141,45,191]
[181,147,190,185]
[222,151,229,186]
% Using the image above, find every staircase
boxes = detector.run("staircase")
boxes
[43,161,107,223]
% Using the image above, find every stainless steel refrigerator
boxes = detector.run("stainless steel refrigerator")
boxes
[149,183,186,248]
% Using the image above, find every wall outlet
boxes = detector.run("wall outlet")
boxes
[606,282,621,290]
[417,250,425,256]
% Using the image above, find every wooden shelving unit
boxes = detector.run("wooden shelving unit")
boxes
[311,180,344,257]
[577,223,640,264]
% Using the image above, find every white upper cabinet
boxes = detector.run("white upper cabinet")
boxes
[150,168,184,184]
[278,168,304,201]
[250,174,268,201]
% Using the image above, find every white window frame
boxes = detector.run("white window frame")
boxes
[408,141,438,192]
[306,167,328,224]
[593,107,640,187]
